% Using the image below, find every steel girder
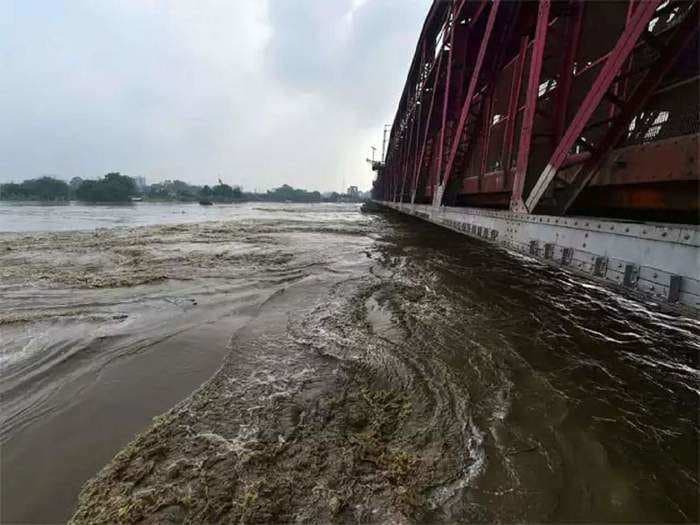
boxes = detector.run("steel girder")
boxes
[373,0,699,222]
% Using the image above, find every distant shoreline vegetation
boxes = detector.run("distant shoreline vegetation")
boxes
[0,175,366,204]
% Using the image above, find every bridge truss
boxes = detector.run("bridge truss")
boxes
[374,0,699,223]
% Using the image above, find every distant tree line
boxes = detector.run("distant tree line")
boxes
[147,180,244,202]
[257,184,321,203]
[1,175,366,203]
[0,173,136,202]
[0,176,71,201]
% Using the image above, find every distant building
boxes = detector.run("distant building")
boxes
[347,186,359,198]
[134,176,147,191]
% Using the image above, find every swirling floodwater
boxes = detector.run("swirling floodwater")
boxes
[0,203,697,523]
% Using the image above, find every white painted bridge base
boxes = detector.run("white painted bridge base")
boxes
[377,200,700,310]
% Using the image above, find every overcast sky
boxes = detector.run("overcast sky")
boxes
[0,0,430,192]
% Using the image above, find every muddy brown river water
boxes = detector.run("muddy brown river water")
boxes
[1,203,698,523]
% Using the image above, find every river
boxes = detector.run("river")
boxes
[0,202,697,523]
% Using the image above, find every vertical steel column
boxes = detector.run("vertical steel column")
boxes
[409,42,427,202]
[478,92,495,192]
[441,0,501,194]
[399,113,417,202]
[510,0,550,213]
[435,6,456,200]
[501,35,528,190]
[553,0,584,142]
[395,131,408,201]
[412,52,445,201]
[410,105,423,201]
[388,140,397,201]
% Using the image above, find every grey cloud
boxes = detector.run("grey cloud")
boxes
[1,0,430,192]
[265,0,429,125]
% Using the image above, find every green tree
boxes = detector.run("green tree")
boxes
[0,176,69,201]
[170,180,198,200]
[265,184,321,203]
[76,173,136,202]
[212,183,242,201]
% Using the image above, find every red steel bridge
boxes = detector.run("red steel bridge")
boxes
[373,0,699,224]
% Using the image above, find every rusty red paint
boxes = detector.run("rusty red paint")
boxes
[511,0,550,211]
[373,0,699,221]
